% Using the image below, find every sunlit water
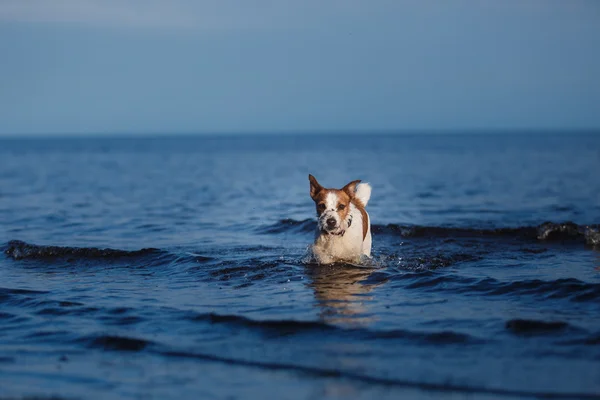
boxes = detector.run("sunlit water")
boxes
[1,133,599,399]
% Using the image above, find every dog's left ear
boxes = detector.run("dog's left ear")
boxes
[309,174,323,200]
[342,180,361,198]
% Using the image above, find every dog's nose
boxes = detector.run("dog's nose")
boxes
[326,218,336,228]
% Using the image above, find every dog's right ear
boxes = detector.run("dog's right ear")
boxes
[308,174,323,200]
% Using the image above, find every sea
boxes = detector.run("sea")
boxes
[0,132,599,399]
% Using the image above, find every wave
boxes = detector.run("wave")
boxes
[188,311,483,344]
[505,319,571,334]
[395,273,600,303]
[3,240,165,261]
[84,334,153,352]
[257,218,315,234]
[261,219,600,246]
[55,327,599,398]
[158,348,599,399]
[4,220,598,263]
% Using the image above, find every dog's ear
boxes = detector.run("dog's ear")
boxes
[309,174,323,200]
[342,179,361,198]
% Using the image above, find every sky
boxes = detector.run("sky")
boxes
[0,0,599,135]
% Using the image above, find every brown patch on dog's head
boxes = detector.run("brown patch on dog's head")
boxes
[342,179,361,198]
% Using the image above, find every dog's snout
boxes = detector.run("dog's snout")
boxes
[326,218,336,228]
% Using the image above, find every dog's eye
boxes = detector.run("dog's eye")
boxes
[317,203,326,210]
[338,204,346,211]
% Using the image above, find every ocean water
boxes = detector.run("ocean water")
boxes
[0,133,599,399]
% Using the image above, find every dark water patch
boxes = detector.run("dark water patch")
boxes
[394,271,477,289]
[35,306,100,317]
[191,312,337,335]
[559,334,600,346]
[57,301,83,307]
[98,307,145,325]
[85,334,152,352]
[520,247,548,254]
[0,288,56,309]
[187,254,216,263]
[22,330,73,341]
[0,311,17,320]
[381,221,600,246]
[259,218,315,234]
[100,315,145,326]
[485,278,600,302]
[506,319,570,335]
[159,348,598,399]
[0,288,100,314]
[404,274,475,290]
[188,312,483,344]
[397,252,481,270]
[204,259,296,283]
[230,245,283,253]
[0,287,49,298]
[393,273,600,302]
[376,224,537,239]
[4,240,163,261]
[106,307,133,314]
[370,329,479,344]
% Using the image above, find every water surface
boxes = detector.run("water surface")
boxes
[1,133,599,399]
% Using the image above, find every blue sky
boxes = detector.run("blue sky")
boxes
[1,1,599,135]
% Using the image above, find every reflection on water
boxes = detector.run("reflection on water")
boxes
[306,264,382,326]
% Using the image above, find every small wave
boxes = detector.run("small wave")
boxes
[505,319,570,335]
[0,287,48,297]
[158,348,598,399]
[395,274,600,303]
[194,312,335,333]
[0,287,100,315]
[559,334,600,346]
[261,219,600,246]
[187,312,483,344]
[84,334,153,352]
[381,221,600,246]
[4,240,163,261]
[258,218,315,234]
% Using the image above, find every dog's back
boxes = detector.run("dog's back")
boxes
[355,183,372,258]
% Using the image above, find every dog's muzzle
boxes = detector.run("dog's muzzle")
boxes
[320,215,352,236]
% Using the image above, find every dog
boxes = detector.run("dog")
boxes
[308,174,372,264]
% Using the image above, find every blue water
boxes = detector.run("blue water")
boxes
[1,133,599,399]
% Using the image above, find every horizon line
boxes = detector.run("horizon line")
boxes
[1,128,599,139]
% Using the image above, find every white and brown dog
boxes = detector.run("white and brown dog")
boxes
[308,174,372,264]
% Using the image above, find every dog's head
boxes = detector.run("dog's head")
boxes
[309,174,361,235]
